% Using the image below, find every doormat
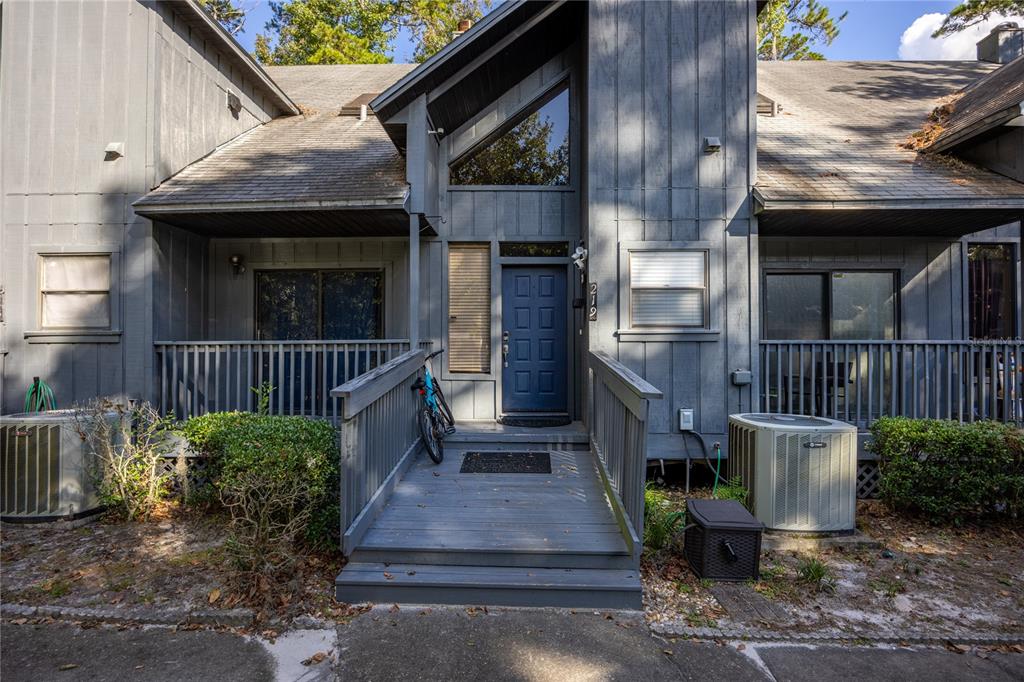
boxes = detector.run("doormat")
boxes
[459,451,552,474]
[498,416,571,428]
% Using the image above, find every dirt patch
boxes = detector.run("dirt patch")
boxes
[1,505,357,624]
[641,487,1024,637]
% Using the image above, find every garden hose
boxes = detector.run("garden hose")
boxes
[712,442,723,497]
[24,377,56,412]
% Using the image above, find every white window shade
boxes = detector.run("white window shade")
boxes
[41,255,110,291]
[630,251,705,288]
[39,255,112,330]
[631,290,704,327]
[629,250,708,328]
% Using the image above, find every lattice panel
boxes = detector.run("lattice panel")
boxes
[159,455,214,497]
[857,461,881,499]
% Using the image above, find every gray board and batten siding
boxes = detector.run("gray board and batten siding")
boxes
[584,0,759,460]
[0,0,289,413]
[411,44,586,422]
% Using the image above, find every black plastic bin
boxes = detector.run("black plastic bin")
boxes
[684,499,764,581]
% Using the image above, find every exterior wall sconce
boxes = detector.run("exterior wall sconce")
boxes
[704,136,722,153]
[229,254,246,275]
[104,142,124,161]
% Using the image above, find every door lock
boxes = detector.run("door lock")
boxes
[502,330,510,367]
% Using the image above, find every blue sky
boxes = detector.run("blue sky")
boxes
[235,1,1014,63]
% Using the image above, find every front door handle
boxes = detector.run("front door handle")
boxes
[502,331,510,367]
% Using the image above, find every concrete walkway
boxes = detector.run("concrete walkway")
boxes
[3,608,1023,681]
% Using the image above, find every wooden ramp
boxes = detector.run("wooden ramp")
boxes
[336,423,641,609]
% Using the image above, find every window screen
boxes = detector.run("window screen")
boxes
[629,251,707,327]
[39,255,111,329]
[448,244,491,373]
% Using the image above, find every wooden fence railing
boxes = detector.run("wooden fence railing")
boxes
[331,349,425,555]
[154,340,412,420]
[760,340,1024,429]
[588,350,663,563]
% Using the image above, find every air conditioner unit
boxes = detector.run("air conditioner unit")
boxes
[728,413,857,533]
[0,409,118,522]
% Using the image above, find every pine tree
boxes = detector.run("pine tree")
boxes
[757,0,847,61]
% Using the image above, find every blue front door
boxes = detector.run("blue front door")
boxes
[501,266,568,413]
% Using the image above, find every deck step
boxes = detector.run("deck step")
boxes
[335,563,642,609]
[349,546,634,570]
[445,422,589,451]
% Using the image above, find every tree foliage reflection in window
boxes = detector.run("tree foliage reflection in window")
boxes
[450,85,569,186]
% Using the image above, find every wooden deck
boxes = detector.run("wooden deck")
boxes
[336,424,641,608]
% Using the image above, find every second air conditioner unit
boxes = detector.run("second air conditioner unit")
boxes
[728,413,857,533]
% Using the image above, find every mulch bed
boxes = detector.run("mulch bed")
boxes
[0,504,360,626]
[642,486,1024,637]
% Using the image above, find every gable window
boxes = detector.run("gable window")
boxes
[255,270,383,340]
[763,271,897,340]
[39,255,112,329]
[628,251,708,328]
[448,244,491,373]
[449,84,570,186]
[968,244,1017,339]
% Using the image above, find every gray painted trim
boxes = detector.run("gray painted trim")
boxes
[616,330,721,342]
[757,196,1024,211]
[133,198,409,213]
[928,104,1023,154]
[331,349,425,419]
[370,0,531,114]
[24,331,123,344]
[177,0,299,116]
[341,436,422,556]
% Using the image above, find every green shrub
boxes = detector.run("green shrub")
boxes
[714,475,750,509]
[180,413,340,573]
[644,486,685,552]
[869,417,1024,524]
[796,555,837,594]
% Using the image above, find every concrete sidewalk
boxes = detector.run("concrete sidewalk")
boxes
[3,608,1022,681]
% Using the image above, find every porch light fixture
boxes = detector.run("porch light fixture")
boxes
[571,245,588,272]
[228,254,246,275]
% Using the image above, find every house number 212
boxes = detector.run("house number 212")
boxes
[588,282,598,321]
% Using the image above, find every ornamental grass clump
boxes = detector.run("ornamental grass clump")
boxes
[644,485,685,552]
[870,417,1023,524]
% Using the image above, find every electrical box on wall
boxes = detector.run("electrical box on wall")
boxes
[679,408,695,432]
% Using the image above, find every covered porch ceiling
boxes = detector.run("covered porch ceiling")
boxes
[134,203,436,238]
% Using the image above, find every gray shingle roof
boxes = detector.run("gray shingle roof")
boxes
[926,56,1024,153]
[136,64,416,210]
[756,61,1024,207]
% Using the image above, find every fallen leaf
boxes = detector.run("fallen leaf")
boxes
[302,652,328,666]
[383,572,394,580]
[663,650,673,656]
[208,588,221,604]
[59,664,79,671]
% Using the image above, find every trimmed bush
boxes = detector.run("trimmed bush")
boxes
[180,413,340,571]
[869,417,1023,524]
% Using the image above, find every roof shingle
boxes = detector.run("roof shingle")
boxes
[756,61,1024,206]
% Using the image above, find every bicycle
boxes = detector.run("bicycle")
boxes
[412,349,455,463]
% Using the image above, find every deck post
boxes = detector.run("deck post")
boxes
[409,212,420,349]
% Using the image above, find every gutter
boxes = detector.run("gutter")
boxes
[132,194,410,216]
[754,196,1024,212]
[177,0,299,116]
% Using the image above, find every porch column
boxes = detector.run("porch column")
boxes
[409,212,420,349]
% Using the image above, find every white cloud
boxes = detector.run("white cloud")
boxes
[898,12,1024,60]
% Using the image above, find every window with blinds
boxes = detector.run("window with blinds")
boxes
[39,254,112,329]
[629,251,707,328]
[448,244,491,373]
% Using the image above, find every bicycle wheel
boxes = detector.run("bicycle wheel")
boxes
[419,406,444,463]
[433,382,455,432]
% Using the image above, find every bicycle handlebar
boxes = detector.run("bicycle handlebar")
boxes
[426,348,445,360]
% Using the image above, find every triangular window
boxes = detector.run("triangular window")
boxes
[449,84,570,186]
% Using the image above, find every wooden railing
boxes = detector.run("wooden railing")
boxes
[760,340,1024,429]
[154,340,412,420]
[331,349,425,555]
[588,350,663,563]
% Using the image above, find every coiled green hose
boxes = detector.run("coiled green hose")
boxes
[24,377,56,412]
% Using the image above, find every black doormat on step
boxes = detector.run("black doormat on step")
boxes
[498,416,571,428]
[460,451,552,474]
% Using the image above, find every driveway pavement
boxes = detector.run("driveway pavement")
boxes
[3,607,1022,681]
